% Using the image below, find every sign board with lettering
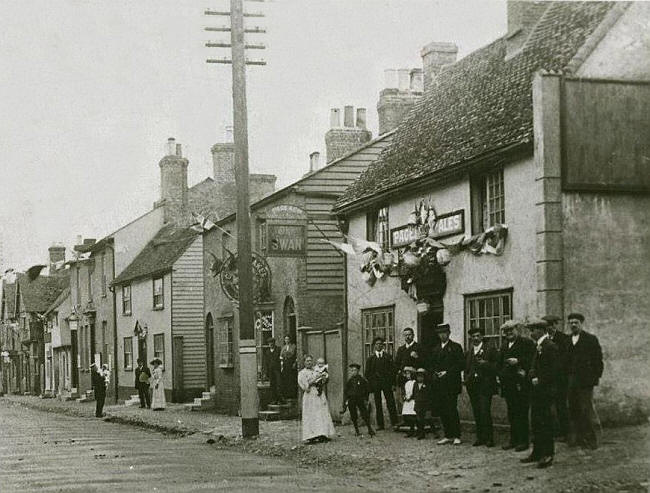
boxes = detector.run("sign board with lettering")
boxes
[267,224,307,257]
[391,209,465,248]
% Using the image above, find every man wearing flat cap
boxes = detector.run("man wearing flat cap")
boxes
[566,313,603,450]
[343,363,375,437]
[464,327,499,447]
[542,314,570,441]
[498,320,535,451]
[430,323,464,445]
[521,318,560,468]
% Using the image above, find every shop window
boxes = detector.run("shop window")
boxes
[255,310,274,382]
[123,337,133,370]
[366,206,390,251]
[218,317,234,367]
[464,289,512,348]
[257,219,267,254]
[362,306,395,362]
[153,276,164,309]
[471,167,505,233]
[153,334,164,365]
[122,284,132,315]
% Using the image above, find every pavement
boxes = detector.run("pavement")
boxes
[2,395,649,492]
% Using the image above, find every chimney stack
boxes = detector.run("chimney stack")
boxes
[377,66,425,135]
[505,1,549,59]
[324,106,372,163]
[211,142,235,184]
[309,151,321,172]
[155,137,189,222]
[420,42,458,91]
[48,244,66,273]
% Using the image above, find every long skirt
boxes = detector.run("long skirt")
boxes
[301,389,336,441]
[151,383,166,410]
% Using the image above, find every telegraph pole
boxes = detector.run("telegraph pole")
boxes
[205,0,266,438]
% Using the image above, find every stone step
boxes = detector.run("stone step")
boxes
[258,410,281,421]
[201,392,214,400]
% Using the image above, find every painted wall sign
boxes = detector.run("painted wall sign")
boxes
[267,224,307,256]
[266,204,308,220]
[391,209,465,248]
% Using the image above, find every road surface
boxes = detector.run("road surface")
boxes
[0,400,372,492]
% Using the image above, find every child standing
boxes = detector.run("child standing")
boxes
[413,368,430,440]
[401,366,417,437]
[342,363,375,437]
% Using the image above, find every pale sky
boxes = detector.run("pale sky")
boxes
[0,0,505,270]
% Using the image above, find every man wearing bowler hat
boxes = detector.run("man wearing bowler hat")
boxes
[521,318,560,469]
[542,314,570,441]
[498,320,536,451]
[430,323,464,445]
[465,327,499,447]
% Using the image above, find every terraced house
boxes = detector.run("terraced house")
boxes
[334,1,650,424]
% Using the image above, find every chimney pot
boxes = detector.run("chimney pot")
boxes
[343,105,354,127]
[167,137,176,156]
[175,143,182,157]
[420,42,458,91]
[384,69,398,89]
[397,69,410,91]
[309,151,321,172]
[329,108,341,128]
[410,68,424,93]
[356,108,367,129]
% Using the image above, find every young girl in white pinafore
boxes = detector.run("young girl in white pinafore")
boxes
[401,366,417,437]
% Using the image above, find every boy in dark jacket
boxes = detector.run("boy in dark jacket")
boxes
[413,368,431,440]
[342,363,375,437]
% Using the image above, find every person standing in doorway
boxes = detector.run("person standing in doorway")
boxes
[499,320,536,451]
[90,363,106,418]
[521,319,559,469]
[265,337,283,404]
[365,337,398,431]
[566,313,603,450]
[543,314,570,441]
[280,335,297,400]
[431,324,464,445]
[135,358,151,409]
[150,358,166,411]
[464,327,498,447]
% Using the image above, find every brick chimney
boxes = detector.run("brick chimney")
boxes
[421,42,458,91]
[211,142,235,184]
[505,1,550,59]
[377,68,424,135]
[48,244,66,273]
[324,106,372,163]
[155,137,189,222]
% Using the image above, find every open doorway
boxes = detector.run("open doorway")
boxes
[205,313,215,388]
[137,337,147,365]
[283,296,297,344]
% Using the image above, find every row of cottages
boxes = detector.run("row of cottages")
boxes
[0,271,69,396]
[202,103,406,419]
[333,1,650,425]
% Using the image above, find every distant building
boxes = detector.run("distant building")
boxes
[43,287,72,399]
[334,1,650,424]
[1,280,19,394]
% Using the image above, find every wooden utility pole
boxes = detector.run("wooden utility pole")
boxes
[205,0,266,438]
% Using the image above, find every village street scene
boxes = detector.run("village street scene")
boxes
[0,1,649,492]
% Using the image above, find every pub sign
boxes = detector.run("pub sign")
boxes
[391,209,465,248]
[267,224,307,256]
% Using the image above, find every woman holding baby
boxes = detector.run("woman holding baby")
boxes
[298,354,336,444]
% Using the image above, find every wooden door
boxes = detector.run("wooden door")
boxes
[172,336,184,402]
[205,315,215,388]
[324,330,343,418]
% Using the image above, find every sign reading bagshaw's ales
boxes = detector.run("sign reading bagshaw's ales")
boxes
[391,209,465,248]
[267,224,307,256]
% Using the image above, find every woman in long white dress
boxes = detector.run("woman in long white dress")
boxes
[298,354,336,444]
[150,358,166,411]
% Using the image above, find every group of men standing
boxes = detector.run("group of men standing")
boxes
[363,312,604,469]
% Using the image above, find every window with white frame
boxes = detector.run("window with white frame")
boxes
[152,276,164,309]
[362,306,395,362]
[101,254,107,297]
[122,284,132,315]
[123,336,133,369]
[218,317,234,367]
[465,289,512,348]
[255,310,274,382]
[153,334,164,365]
[472,167,505,233]
[366,206,390,251]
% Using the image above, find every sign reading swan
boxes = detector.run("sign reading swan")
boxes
[267,224,306,256]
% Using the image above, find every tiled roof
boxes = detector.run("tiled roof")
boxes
[2,281,16,319]
[16,273,70,313]
[336,1,614,211]
[44,286,71,317]
[112,224,199,285]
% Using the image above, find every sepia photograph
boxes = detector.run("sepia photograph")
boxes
[0,1,648,491]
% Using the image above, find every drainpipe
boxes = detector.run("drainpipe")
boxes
[109,246,118,403]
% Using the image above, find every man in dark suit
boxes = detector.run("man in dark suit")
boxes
[91,363,106,418]
[265,337,283,404]
[134,358,151,409]
[365,336,398,430]
[566,313,604,450]
[521,319,560,469]
[543,314,570,440]
[499,320,536,451]
[394,327,422,385]
[413,368,431,440]
[430,323,464,445]
[464,327,499,447]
